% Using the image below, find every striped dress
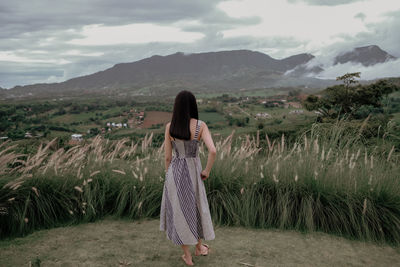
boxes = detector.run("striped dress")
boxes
[160,119,215,245]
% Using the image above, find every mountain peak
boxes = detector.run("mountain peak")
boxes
[334,45,396,66]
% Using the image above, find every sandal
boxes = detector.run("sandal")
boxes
[195,244,210,256]
[181,254,194,266]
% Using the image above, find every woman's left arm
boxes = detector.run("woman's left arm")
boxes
[164,123,172,172]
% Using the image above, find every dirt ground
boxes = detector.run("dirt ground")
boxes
[1,218,399,267]
[141,111,171,128]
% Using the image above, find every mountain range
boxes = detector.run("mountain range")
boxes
[1,45,397,99]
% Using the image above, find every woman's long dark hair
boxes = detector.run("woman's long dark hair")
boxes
[170,90,199,140]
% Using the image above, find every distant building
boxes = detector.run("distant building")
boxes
[288,102,302,108]
[289,109,304,114]
[71,134,83,141]
[297,94,309,101]
[138,111,144,119]
[255,112,271,118]
[263,99,285,107]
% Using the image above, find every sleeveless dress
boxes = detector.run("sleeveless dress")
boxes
[160,119,215,245]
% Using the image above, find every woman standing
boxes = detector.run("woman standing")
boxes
[160,90,216,266]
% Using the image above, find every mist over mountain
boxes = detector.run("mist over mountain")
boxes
[334,45,397,66]
[2,45,398,99]
[305,45,400,81]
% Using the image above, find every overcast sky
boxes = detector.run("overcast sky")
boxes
[1,0,399,88]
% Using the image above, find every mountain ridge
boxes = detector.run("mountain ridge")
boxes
[2,45,397,99]
[5,50,318,98]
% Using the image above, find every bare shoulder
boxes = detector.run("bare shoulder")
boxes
[165,122,173,141]
[165,122,171,135]
[198,120,208,135]
[199,119,207,129]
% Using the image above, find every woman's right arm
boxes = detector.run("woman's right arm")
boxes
[164,123,173,172]
[200,122,216,180]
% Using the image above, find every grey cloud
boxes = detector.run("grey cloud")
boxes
[302,8,400,73]
[2,0,262,87]
[0,32,305,88]
[0,62,65,87]
[304,9,400,81]
[181,12,261,34]
[0,0,229,38]
[287,0,365,6]
[313,58,400,80]
[1,0,399,88]
[328,9,400,58]
[355,10,400,57]
[354,12,366,21]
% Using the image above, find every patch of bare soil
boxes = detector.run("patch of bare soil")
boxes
[141,111,172,128]
[0,218,399,267]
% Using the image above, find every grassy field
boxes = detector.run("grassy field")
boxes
[392,112,400,124]
[2,86,399,142]
[1,120,399,245]
[48,112,97,124]
[0,91,348,146]
[196,88,292,99]
[1,218,399,267]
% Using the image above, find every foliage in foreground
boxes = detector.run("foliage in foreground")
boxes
[0,120,399,245]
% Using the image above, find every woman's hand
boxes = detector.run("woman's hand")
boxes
[199,122,216,181]
[201,170,210,180]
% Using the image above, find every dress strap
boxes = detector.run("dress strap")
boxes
[194,119,201,140]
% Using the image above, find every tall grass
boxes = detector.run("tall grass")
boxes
[1,120,399,245]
